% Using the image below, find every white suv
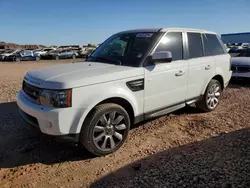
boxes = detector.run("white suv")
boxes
[17,28,232,156]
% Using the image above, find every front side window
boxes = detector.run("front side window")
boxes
[155,32,183,61]
[203,34,225,56]
[187,32,204,58]
[88,32,161,67]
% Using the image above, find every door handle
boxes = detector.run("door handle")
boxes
[175,70,185,76]
[205,65,212,70]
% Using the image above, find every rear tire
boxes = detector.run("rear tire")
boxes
[196,79,222,112]
[15,57,21,62]
[80,103,130,156]
[35,56,40,62]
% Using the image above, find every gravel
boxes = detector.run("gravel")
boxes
[0,60,249,188]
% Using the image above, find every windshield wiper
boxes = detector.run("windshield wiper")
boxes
[90,56,122,65]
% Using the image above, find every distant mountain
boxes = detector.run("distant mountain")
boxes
[0,41,46,50]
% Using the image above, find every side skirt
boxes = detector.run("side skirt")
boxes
[134,96,202,124]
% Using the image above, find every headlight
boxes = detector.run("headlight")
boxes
[39,89,72,108]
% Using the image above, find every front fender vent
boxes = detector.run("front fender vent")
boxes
[126,79,144,92]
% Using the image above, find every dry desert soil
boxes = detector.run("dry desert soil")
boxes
[0,60,249,188]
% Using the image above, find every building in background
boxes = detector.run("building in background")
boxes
[221,32,250,44]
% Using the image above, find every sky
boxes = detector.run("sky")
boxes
[0,0,249,46]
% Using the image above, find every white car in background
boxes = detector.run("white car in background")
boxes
[241,43,250,49]
[33,48,55,56]
[231,48,250,79]
[78,47,96,57]
[0,49,20,60]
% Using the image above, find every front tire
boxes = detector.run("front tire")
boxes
[196,79,222,112]
[80,103,130,156]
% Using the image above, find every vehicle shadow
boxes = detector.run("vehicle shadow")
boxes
[91,128,250,188]
[0,102,94,168]
[228,79,250,88]
[0,101,201,168]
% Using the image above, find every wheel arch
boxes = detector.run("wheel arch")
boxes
[202,74,225,95]
[212,75,224,90]
[76,96,136,134]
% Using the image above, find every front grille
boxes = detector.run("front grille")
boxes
[237,66,250,72]
[22,81,41,103]
[231,66,237,71]
[231,65,250,73]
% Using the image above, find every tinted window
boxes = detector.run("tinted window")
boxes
[238,49,250,57]
[187,32,204,58]
[155,32,183,61]
[88,32,161,67]
[203,34,224,56]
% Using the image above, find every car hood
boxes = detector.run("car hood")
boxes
[1,52,14,56]
[24,62,144,89]
[231,57,250,66]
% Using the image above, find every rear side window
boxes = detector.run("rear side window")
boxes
[187,32,204,58]
[203,34,224,56]
[155,32,183,61]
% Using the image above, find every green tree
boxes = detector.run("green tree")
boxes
[87,43,97,48]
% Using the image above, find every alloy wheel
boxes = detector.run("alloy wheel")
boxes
[206,83,221,109]
[93,111,127,151]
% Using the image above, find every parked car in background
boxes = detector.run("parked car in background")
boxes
[241,43,250,49]
[39,49,78,60]
[231,48,250,79]
[0,49,20,61]
[228,46,245,57]
[17,28,232,156]
[4,50,39,62]
[39,49,62,60]
[55,49,78,60]
[224,44,230,52]
[78,47,96,57]
[33,48,55,57]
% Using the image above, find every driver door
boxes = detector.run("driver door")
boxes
[144,31,188,115]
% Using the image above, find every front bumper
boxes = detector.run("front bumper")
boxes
[17,91,83,137]
[232,72,250,78]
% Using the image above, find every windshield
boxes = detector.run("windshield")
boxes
[87,32,161,67]
[237,49,250,57]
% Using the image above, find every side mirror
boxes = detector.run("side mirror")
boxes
[152,51,172,63]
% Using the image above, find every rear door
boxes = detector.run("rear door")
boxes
[185,32,215,100]
[204,33,231,86]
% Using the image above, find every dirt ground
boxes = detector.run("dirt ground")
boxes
[0,60,249,188]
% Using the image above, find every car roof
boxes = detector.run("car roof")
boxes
[117,28,217,35]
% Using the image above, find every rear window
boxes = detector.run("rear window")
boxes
[187,32,204,58]
[203,34,225,56]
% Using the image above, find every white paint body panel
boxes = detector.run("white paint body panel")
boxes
[186,56,215,99]
[144,60,188,112]
[25,62,144,89]
[17,28,232,136]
